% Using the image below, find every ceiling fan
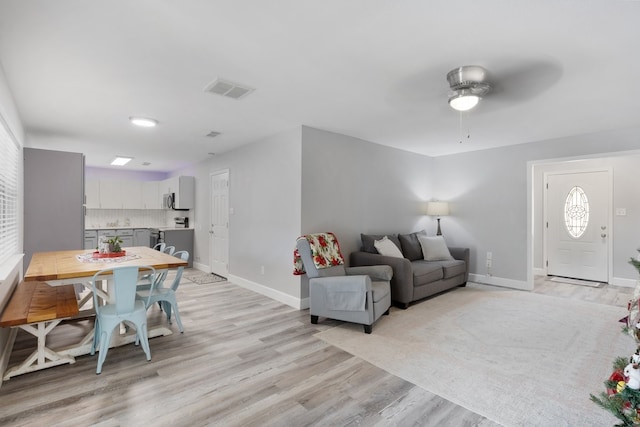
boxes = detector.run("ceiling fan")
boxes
[446,65,491,111]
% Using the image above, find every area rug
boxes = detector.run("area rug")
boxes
[315,286,630,427]
[549,276,604,288]
[184,272,227,285]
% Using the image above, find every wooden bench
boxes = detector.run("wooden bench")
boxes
[0,281,79,380]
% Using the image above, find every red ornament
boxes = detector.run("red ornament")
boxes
[608,370,626,395]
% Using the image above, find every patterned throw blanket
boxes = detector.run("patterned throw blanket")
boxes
[293,232,345,275]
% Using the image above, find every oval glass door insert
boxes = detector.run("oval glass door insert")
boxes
[564,186,589,238]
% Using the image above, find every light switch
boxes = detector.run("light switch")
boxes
[616,208,627,216]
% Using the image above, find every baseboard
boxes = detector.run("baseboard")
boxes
[227,274,305,310]
[187,264,308,309]
[469,273,532,291]
[192,261,208,273]
[533,267,546,277]
[610,277,638,288]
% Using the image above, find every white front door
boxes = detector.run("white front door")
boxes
[210,170,229,277]
[546,170,609,282]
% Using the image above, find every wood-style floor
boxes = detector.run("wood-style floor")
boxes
[0,273,633,426]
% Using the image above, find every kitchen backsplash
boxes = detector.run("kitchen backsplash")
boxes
[86,209,182,229]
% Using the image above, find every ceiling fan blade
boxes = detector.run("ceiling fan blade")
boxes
[488,59,564,103]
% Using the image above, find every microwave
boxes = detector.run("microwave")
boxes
[163,193,175,210]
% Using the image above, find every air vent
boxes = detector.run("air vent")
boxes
[204,78,254,100]
[206,131,221,138]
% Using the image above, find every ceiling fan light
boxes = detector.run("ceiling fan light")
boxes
[449,93,480,111]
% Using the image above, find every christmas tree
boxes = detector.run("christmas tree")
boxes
[591,250,640,426]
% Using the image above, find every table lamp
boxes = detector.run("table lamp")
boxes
[426,201,450,236]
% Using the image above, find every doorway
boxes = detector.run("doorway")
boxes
[544,170,610,282]
[210,170,229,277]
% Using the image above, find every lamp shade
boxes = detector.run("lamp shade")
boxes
[426,201,450,216]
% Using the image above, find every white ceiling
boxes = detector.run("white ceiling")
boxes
[0,1,639,172]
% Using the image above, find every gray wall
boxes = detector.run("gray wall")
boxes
[300,126,433,297]
[433,127,640,285]
[182,127,303,300]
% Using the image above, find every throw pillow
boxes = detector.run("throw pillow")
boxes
[361,233,401,254]
[398,230,428,261]
[374,236,404,258]
[418,235,454,261]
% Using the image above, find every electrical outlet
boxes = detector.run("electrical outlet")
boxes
[486,259,492,268]
[260,265,265,275]
[486,252,492,260]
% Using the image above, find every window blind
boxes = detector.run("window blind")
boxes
[0,117,19,266]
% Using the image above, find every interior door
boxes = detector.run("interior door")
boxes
[546,171,609,282]
[210,170,229,277]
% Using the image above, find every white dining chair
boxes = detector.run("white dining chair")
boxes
[136,251,189,333]
[90,265,157,374]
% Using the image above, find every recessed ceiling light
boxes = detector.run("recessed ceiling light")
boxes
[129,116,157,127]
[111,156,133,166]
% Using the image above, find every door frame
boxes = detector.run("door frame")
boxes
[209,168,230,276]
[542,167,613,282]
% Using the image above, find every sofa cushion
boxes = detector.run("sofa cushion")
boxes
[373,236,404,258]
[440,259,466,279]
[361,234,401,254]
[418,235,454,261]
[411,261,444,286]
[398,230,427,261]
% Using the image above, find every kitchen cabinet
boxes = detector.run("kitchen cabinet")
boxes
[84,230,98,250]
[174,176,195,209]
[164,176,178,194]
[122,181,143,209]
[100,181,142,209]
[142,181,161,209]
[162,176,195,209]
[116,229,134,248]
[96,229,132,248]
[84,176,195,210]
[161,229,194,267]
[134,228,151,247]
[99,181,122,209]
[85,179,100,208]
[97,230,113,239]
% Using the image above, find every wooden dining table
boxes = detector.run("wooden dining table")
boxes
[25,246,188,285]
[21,246,188,359]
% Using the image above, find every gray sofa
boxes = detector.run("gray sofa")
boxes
[350,232,469,309]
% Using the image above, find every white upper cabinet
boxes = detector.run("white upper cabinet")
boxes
[166,176,194,209]
[121,181,143,209]
[142,181,161,209]
[99,181,122,209]
[84,176,194,210]
[165,176,179,195]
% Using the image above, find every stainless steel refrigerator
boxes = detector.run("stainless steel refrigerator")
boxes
[23,148,85,267]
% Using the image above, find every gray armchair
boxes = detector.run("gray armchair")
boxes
[296,237,392,334]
